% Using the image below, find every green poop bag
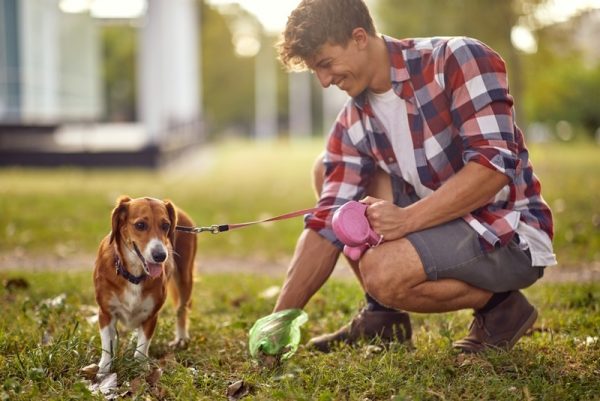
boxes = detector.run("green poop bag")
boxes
[248,309,308,360]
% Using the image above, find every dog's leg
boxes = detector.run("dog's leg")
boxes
[98,312,117,374]
[168,269,192,348]
[136,315,157,361]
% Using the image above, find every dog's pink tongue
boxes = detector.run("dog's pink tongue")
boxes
[148,262,163,278]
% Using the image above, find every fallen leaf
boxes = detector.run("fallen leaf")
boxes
[3,278,30,291]
[226,379,251,401]
[89,372,118,399]
[146,367,163,387]
[130,376,144,394]
[80,364,99,380]
[258,354,280,369]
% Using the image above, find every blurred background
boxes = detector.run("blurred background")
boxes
[0,0,598,268]
[1,0,599,166]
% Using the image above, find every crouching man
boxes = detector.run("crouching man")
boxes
[272,0,556,353]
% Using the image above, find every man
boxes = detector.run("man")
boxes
[273,0,556,353]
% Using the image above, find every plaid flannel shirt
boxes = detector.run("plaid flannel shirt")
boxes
[305,36,554,252]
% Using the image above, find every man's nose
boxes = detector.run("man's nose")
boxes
[315,69,332,88]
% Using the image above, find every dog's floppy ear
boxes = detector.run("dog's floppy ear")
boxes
[109,196,132,244]
[164,199,177,245]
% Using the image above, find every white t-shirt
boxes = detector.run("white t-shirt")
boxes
[367,88,556,267]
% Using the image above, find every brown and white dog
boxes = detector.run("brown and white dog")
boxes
[93,196,196,373]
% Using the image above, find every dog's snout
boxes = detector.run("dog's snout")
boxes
[152,248,167,263]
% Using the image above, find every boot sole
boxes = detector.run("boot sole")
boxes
[507,307,538,350]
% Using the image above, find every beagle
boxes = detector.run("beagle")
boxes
[93,196,196,374]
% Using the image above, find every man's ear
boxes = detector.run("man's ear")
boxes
[351,27,369,49]
[109,196,132,244]
[163,199,178,246]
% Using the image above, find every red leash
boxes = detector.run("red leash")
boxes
[175,205,338,234]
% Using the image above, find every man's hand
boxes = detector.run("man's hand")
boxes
[361,197,410,241]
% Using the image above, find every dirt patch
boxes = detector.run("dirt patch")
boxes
[0,250,599,283]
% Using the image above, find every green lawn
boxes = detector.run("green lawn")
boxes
[0,140,599,399]
[0,270,598,400]
[0,139,598,264]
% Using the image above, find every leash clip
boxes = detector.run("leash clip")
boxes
[192,225,222,234]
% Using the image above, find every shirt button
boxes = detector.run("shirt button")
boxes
[388,157,394,163]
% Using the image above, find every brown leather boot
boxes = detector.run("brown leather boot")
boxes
[453,291,537,353]
[307,308,412,353]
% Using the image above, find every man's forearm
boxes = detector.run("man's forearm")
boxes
[274,229,340,311]
[364,162,510,240]
[406,162,509,232]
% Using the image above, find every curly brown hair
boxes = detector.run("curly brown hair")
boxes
[277,0,377,71]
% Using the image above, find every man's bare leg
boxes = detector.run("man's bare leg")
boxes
[360,239,491,313]
[359,231,537,353]
[308,155,412,352]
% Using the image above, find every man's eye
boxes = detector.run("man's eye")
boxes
[134,222,147,231]
[161,222,170,232]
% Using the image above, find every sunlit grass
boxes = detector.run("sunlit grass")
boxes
[0,270,598,400]
[0,138,598,264]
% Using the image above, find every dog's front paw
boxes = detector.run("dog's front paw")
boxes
[168,337,189,349]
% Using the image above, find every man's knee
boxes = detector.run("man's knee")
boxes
[359,240,428,307]
[360,249,409,307]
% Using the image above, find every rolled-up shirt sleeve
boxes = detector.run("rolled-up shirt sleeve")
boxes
[304,105,376,248]
[442,37,522,183]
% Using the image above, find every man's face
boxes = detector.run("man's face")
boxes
[308,40,369,98]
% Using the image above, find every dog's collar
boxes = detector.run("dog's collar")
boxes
[114,253,147,285]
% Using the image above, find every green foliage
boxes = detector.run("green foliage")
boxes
[101,24,138,122]
[0,271,598,400]
[373,0,524,83]
[374,0,523,55]
[523,54,600,134]
[200,2,256,136]
[373,0,600,137]
[528,142,600,264]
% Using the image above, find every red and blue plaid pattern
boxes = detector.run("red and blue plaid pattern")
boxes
[305,36,554,252]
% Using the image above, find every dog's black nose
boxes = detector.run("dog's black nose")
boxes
[152,249,167,263]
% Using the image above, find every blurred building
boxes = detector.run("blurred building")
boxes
[0,0,203,167]
[0,0,102,125]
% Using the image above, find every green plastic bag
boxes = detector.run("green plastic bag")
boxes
[248,309,308,360]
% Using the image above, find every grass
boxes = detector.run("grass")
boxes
[0,270,598,400]
[0,138,598,264]
[0,139,323,262]
[0,139,599,399]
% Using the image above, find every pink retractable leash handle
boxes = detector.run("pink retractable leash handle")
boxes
[332,201,383,261]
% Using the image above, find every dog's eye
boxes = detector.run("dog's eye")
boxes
[134,221,147,231]
[161,222,170,232]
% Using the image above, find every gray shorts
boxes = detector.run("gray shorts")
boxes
[392,177,544,293]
